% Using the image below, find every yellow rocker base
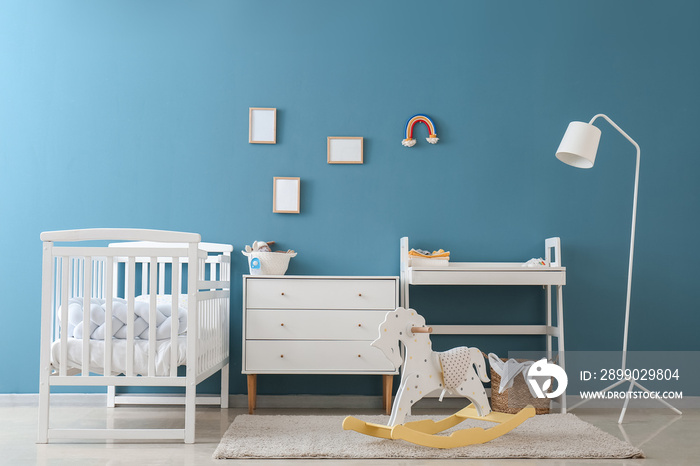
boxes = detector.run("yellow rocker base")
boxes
[342,404,536,449]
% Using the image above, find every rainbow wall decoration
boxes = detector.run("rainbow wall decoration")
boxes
[402,114,439,147]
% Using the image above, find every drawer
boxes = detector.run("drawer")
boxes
[246,310,387,340]
[245,340,396,372]
[246,278,397,310]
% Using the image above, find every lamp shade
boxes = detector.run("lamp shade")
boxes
[556,121,602,169]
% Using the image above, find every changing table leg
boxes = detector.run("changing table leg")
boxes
[546,285,552,360]
[247,374,257,414]
[557,284,567,413]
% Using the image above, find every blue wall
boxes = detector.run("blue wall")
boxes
[2,0,699,394]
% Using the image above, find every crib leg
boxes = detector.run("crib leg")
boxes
[107,386,116,408]
[220,364,229,409]
[184,383,196,443]
[37,376,50,443]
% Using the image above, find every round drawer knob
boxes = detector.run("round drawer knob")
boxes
[280,323,285,327]
[358,293,362,297]
[281,292,285,296]
[358,323,362,327]
[280,354,284,358]
[357,354,362,358]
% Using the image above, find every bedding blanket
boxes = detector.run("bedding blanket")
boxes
[50,336,187,376]
[60,297,187,340]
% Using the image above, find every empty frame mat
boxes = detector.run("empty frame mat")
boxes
[328,137,363,164]
[249,108,277,144]
[273,177,300,213]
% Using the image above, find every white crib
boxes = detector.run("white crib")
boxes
[37,229,232,443]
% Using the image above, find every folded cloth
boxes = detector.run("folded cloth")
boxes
[522,257,547,267]
[488,353,538,398]
[408,248,450,259]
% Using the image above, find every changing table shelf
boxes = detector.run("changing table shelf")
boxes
[400,236,567,412]
[406,262,566,286]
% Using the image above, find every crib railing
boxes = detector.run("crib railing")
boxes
[40,230,231,383]
[38,229,232,443]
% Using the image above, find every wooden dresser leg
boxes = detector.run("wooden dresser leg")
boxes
[383,375,393,415]
[247,374,257,414]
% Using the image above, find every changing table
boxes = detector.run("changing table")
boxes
[400,236,567,412]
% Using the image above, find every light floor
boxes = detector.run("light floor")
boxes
[2,399,697,465]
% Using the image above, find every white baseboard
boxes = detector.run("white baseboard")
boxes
[3,393,699,410]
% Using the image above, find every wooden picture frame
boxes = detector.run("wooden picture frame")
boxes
[249,108,277,144]
[273,177,300,213]
[327,137,363,164]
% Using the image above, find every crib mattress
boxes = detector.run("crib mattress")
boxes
[50,336,187,377]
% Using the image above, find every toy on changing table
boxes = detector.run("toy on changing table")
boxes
[523,257,547,267]
[343,307,535,449]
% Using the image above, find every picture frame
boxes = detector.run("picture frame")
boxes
[273,177,300,213]
[327,137,363,164]
[249,108,277,144]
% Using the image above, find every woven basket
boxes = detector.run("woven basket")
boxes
[242,251,297,275]
[490,359,551,415]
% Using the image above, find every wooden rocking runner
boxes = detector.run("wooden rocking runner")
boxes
[343,404,535,449]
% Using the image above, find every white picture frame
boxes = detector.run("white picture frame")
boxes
[327,137,363,164]
[273,177,300,213]
[249,108,277,144]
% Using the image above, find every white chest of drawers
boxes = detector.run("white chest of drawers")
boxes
[242,275,399,413]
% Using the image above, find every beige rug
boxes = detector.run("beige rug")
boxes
[214,413,644,459]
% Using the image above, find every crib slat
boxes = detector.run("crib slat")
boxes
[159,263,165,295]
[93,261,98,298]
[78,258,84,298]
[126,257,136,378]
[53,258,60,342]
[98,261,104,299]
[112,260,119,299]
[71,259,77,298]
[124,260,130,300]
[82,257,92,376]
[148,257,157,377]
[60,258,70,377]
[104,257,114,377]
[170,258,180,377]
[141,262,148,297]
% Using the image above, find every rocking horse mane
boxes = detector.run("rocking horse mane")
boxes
[371,307,427,369]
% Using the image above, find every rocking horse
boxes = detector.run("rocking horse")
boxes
[343,307,535,449]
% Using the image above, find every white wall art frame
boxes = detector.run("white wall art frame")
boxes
[249,108,277,144]
[327,137,364,164]
[273,177,300,213]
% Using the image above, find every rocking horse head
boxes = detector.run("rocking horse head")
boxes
[371,307,427,369]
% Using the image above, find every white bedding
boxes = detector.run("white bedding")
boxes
[50,336,187,376]
[60,296,188,340]
[52,295,189,376]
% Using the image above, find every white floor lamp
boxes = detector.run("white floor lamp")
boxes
[555,114,682,423]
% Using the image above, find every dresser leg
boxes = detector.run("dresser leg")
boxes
[247,374,257,414]
[383,375,393,415]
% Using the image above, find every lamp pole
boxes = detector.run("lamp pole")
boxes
[588,114,639,372]
[559,114,680,423]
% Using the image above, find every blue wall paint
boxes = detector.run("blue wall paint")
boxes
[2,0,699,394]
